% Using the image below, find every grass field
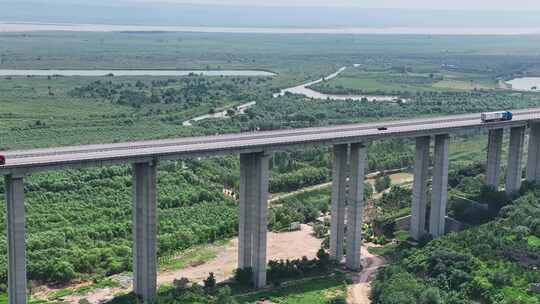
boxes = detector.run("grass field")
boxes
[158,239,229,271]
[0,75,267,149]
[312,66,501,95]
[234,274,348,304]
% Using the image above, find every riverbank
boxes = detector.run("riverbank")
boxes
[507,77,540,91]
[274,66,401,102]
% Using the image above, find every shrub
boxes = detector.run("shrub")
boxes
[514,226,530,241]
[419,288,442,304]
[203,272,216,293]
[233,267,253,286]
[313,223,329,238]
[375,175,392,193]
[173,277,190,294]
[316,248,332,270]
[216,286,237,304]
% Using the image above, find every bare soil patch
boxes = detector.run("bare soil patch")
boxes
[55,224,323,303]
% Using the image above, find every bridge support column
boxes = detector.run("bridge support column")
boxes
[410,136,430,241]
[238,152,270,288]
[330,144,348,262]
[346,143,366,271]
[486,129,504,189]
[429,134,449,237]
[238,154,254,270]
[506,126,525,196]
[5,175,27,304]
[133,162,157,302]
[526,123,540,183]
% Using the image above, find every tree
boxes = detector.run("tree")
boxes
[233,267,253,286]
[364,182,374,199]
[375,175,392,193]
[49,261,76,282]
[419,288,442,304]
[313,223,328,239]
[513,225,530,241]
[203,272,216,293]
[316,248,331,270]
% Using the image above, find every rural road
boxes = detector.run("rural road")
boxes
[347,245,387,304]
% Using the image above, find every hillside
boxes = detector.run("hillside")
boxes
[371,186,540,303]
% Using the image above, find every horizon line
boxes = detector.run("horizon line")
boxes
[2,22,540,35]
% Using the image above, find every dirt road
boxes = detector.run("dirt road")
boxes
[269,182,331,203]
[347,245,386,304]
[269,171,414,204]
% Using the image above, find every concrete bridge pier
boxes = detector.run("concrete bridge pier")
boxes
[346,143,367,271]
[486,129,504,189]
[526,123,540,183]
[506,126,525,196]
[5,174,27,304]
[330,144,348,262]
[410,136,430,240]
[132,162,158,302]
[238,152,270,288]
[429,134,450,237]
[238,154,254,270]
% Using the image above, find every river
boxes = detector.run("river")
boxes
[273,66,400,102]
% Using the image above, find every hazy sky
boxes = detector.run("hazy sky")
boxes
[126,0,540,10]
[6,0,540,29]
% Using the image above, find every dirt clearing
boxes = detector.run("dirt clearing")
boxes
[58,224,323,303]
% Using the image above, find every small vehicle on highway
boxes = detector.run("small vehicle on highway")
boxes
[0,155,5,165]
[481,111,513,123]
[377,127,388,131]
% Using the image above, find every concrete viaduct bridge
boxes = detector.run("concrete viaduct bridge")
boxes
[2,108,540,303]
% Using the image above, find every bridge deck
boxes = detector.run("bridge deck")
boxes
[2,108,540,174]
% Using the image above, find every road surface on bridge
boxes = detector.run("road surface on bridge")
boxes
[1,108,540,174]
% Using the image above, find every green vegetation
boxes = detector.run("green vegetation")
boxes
[104,272,347,304]
[371,185,540,304]
[104,248,338,304]
[0,160,238,283]
[69,76,271,108]
[375,175,392,193]
[159,240,228,271]
[311,66,500,97]
[106,284,238,304]
[0,31,540,302]
[266,248,334,285]
[235,273,348,304]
